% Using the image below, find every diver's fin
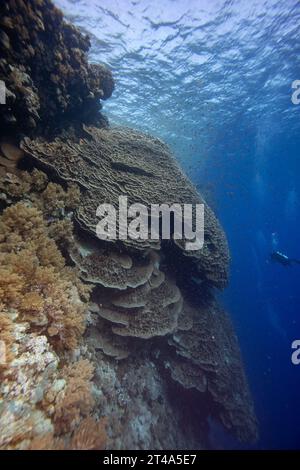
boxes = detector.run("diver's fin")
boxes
[290,259,300,265]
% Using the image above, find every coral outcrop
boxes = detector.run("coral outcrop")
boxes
[0,0,258,450]
[0,134,258,447]
[164,299,258,442]
[0,0,114,137]
[0,199,106,449]
[19,122,257,443]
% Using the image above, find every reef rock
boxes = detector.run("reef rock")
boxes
[22,125,229,288]
[0,0,114,137]
[18,121,259,444]
[165,299,258,442]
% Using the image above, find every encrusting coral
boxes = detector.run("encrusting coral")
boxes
[0,200,106,449]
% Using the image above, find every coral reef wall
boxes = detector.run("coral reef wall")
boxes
[0,0,258,450]
[0,0,114,137]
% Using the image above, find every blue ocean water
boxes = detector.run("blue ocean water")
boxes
[55,0,300,449]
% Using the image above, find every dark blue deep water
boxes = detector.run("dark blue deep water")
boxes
[56,0,300,449]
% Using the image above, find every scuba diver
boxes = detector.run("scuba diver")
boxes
[271,250,300,266]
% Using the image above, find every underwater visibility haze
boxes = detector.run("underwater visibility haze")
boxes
[55,0,300,449]
[0,0,299,451]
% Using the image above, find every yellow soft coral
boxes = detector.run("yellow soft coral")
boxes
[31,181,81,215]
[53,359,95,434]
[48,219,74,246]
[0,268,24,306]
[0,203,45,246]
